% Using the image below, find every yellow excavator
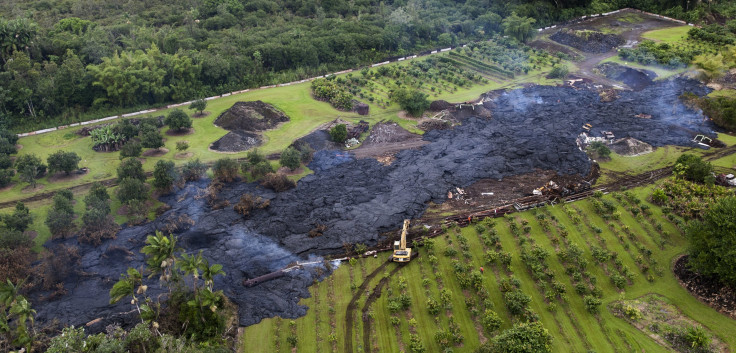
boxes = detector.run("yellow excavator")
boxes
[390,219,413,263]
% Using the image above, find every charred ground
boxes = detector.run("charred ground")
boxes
[31,77,716,330]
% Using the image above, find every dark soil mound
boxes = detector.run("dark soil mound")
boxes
[430,100,454,111]
[211,101,289,152]
[214,101,289,132]
[550,29,625,53]
[418,120,451,131]
[295,130,339,152]
[211,131,262,152]
[598,62,657,91]
[674,255,736,319]
[352,100,369,115]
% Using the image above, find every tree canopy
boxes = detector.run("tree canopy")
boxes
[686,196,736,287]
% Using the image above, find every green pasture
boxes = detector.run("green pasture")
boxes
[241,185,736,352]
[641,25,692,44]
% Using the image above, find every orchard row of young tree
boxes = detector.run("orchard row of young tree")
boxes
[1,0,732,130]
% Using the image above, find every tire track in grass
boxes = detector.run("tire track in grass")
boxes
[327,275,338,353]
[359,264,403,353]
[312,281,323,353]
[344,259,393,353]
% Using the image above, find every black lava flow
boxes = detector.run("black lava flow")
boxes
[32,78,714,330]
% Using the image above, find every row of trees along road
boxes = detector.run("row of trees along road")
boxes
[1,0,725,130]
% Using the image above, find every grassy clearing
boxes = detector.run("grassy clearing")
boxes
[240,184,736,353]
[596,132,736,184]
[641,26,692,43]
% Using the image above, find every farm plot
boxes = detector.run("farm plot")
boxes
[311,37,558,113]
[240,188,736,353]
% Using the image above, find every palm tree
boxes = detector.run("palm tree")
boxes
[142,231,180,287]
[109,267,145,323]
[1,280,34,352]
[178,251,204,294]
[200,258,226,292]
[9,297,35,351]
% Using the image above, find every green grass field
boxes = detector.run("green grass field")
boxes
[641,25,692,43]
[241,185,736,353]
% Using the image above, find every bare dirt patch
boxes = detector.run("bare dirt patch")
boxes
[165,128,195,136]
[0,183,15,193]
[192,111,211,118]
[174,152,194,159]
[211,101,289,152]
[609,137,654,156]
[15,144,22,150]
[674,255,736,320]
[352,122,429,163]
[21,184,45,193]
[550,29,625,53]
[277,166,304,176]
[142,148,169,157]
[610,293,729,353]
[24,230,38,240]
[47,168,90,183]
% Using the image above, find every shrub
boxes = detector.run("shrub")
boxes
[686,196,736,286]
[152,160,178,193]
[116,177,149,204]
[260,173,296,192]
[481,309,502,333]
[2,202,32,232]
[674,154,712,183]
[583,295,602,314]
[479,322,553,353]
[587,141,611,160]
[181,159,207,181]
[279,146,301,170]
[0,153,12,169]
[249,161,274,179]
[140,129,164,149]
[117,157,145,182]
[329,124,347,143]
[233,193,270,217]
[175,141,189,152]
[46,193,76,238]
[47,150,81,175]
[548,64,569,79]
[119,141,142,159]
[0,169,14,187]
[393,88,430,117]
[164,109,192,131]
[190,98,207,114]
[15,153,47,186]
[114,119,139,139]
[504,290,531,316]
[683,325,711,348]
[212,158,239,182]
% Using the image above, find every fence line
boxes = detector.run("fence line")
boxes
[17,8,694,138]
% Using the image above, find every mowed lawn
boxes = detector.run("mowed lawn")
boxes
[241,186,736,353]
[641,25,692,43]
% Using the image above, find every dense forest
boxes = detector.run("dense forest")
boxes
[0,0,733,130]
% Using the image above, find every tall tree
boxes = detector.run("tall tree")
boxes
[502,12,536,43]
